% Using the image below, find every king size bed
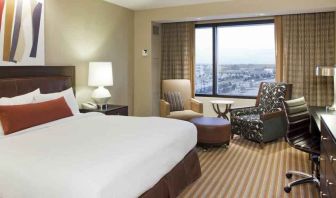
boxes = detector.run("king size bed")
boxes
[0,66,201,198]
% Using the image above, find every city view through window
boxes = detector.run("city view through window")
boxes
[195,22,276,97]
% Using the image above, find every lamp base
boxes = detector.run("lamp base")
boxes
[327,105,336,111]
[93,97,110,105]
[92,86,111,107]
[331,75,336,111]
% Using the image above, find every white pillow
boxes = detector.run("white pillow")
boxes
[0,89,40,105]
[0,89,41,137]
[34,88,80,115]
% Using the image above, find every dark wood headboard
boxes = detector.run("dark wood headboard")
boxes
[0,66,75,98]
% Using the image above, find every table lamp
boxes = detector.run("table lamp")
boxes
[316,65,336,110]
[88,62,113,108]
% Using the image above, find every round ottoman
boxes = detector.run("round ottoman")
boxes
[190,117,231,147]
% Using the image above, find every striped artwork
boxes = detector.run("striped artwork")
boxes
[179,137,319,198]
[0,0,44,65]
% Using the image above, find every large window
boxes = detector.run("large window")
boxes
[195,20,276,98]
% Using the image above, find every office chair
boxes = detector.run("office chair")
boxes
[283,97,320,193]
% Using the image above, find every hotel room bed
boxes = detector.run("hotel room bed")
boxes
[0,66,201,198]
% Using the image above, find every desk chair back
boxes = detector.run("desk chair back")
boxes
[283,97,320,155]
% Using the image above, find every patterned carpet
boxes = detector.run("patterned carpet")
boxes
[179,137,319,198]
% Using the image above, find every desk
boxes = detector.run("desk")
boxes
[309,106,336,131]
[310,107,336,197]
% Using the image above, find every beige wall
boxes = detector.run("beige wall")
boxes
[134,0,336,116]
[151,23,162,116]
[45,0,134,114]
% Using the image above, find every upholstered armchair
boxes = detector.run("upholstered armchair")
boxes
[160,79,203,121]
[230,82,292,148]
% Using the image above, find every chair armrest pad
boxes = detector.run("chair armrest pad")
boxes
[260,110,285,120]
[160,100,170,117]
[230,106,259,117]
[190,98,203,114]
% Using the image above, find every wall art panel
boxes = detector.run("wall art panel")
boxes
[0,0,44,66]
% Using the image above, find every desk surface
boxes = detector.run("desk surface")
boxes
[321,115,336,141]
[309,106,336,131]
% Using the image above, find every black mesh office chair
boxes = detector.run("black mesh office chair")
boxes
[283,97,320,193]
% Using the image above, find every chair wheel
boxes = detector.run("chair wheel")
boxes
[284,186,291,193]
[286,173,293,179]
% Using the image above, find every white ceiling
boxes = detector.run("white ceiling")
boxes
[104,0,232,10]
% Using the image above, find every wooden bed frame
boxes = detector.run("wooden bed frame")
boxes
[0,66,201,198]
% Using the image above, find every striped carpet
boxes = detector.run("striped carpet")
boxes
[179,137,319,198]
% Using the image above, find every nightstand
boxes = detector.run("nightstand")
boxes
[80,105,128,116]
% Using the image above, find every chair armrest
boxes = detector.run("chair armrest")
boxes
[260,110,285,121]
[230,106,259,117]
[190,98,203,114]
[261,110,287,141]
[160,100,170,117]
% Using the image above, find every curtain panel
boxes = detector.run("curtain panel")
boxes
[161,22,195,96]
[276,12,335,106]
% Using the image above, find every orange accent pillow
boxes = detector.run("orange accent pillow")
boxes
[0,97,73,135]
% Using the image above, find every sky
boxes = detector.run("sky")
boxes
[195,24,276,65]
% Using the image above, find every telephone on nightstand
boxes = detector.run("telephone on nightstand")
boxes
[81,102,98,109]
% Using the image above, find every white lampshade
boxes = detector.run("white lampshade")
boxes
[88,62,113,86]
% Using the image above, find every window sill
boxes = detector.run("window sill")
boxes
[195,94,257,99]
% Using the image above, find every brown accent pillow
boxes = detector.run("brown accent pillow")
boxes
[0,97,73,135]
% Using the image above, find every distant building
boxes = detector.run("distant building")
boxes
[195,63,275,96]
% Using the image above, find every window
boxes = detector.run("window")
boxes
[195,20,276,98]
[195,27,213,95]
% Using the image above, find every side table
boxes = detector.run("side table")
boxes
[80,104,128,116]
[210,100,234,120]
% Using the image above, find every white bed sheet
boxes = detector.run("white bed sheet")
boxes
[0,113,197,198]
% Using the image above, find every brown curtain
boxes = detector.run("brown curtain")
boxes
[275,16,283,82]
[161,22,195,96]
[275,12,335,106]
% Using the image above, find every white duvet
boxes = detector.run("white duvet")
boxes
[0,113,197,198]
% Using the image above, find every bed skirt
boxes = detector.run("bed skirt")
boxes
[140,148,201,198]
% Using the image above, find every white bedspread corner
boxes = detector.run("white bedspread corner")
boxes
[0,113,197,198]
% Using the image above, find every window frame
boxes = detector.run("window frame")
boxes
[195,19,275,99]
